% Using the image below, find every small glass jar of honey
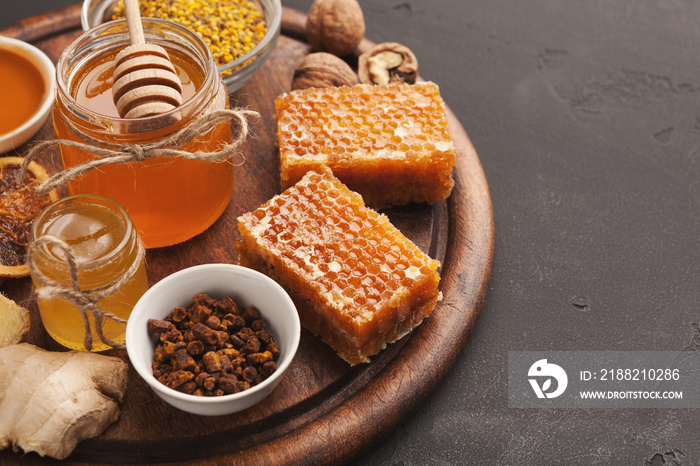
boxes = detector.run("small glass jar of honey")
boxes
[29,194,149,352]
[53,19,233,248]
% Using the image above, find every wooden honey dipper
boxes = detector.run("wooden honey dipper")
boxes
[111,0,183,119]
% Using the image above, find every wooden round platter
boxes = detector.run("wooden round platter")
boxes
[0,5,494,464]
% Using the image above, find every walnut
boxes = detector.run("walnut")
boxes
[292,52,359,90]
[306,0,365,57]
[358,42,418,85]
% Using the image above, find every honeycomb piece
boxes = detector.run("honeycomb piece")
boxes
[275,82,456,209]
[237,168,441,365]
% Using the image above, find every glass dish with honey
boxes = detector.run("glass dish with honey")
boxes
[0,36,55,154]
[54,19,234,248]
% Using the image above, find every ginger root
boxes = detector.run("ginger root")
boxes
[0,293,30,347]
[0,343,128,460]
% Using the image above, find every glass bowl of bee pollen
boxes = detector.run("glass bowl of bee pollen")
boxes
[81,0,281,94]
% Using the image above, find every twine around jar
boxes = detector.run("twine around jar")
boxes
[27,234,146,351]
[18,108,259,195]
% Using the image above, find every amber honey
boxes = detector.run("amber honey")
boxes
[0,48,44,135]
[238,168,441,365]
[30,195,149,352]
[53,19,234,248]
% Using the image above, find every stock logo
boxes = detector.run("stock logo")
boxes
[528,359,568,399]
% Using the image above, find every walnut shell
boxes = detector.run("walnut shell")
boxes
[292,52,359,90]
[358,42,418,85]
[306,0,365,57]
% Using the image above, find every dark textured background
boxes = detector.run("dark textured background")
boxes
[4,1,700,464]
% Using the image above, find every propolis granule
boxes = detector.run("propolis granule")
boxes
[275,81,456,208]
[237,168,441,365]
[112,0,267,69]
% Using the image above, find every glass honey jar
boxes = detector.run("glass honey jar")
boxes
[29,194,149,352]
[53,18,234,248]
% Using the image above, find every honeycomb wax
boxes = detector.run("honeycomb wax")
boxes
[275,81,456,209]
[237,168,441,365]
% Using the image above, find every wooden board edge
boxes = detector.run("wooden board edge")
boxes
[0,4,82,42]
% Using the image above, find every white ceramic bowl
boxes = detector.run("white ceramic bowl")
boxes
[125,264,300,416]
[80,0,281,94]
[0,36,55,154]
